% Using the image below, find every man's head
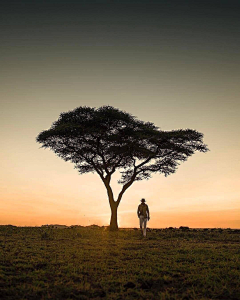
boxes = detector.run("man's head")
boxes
[141,198,146,203]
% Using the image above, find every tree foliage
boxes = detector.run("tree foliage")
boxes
[37,105,208,182]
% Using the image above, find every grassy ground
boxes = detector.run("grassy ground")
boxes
[0,226,239,300]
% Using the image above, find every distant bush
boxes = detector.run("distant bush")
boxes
[179,226,190,231]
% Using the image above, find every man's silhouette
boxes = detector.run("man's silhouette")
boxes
[137,198,150,237]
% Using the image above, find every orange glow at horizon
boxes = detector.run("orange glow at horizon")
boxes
[1,164,240,228]
[1,207,240,229]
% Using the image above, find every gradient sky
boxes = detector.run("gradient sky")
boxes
[1,0,240,228]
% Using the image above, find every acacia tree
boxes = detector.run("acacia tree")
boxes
[36,106,209,230]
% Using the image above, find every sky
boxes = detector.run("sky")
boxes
[1,0,240,228]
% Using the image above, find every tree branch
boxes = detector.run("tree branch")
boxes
[86,156,103,177]
[95,137,111,176]
[101,177,115,207]
[135,156,153,169]
[109,155,124,175]
[116,170,138,206]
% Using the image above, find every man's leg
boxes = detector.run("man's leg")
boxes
[139,216,144,230]
[143,218,147,237]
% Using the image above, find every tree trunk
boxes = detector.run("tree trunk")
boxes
[109,203,118,231]
[103,176,135,231]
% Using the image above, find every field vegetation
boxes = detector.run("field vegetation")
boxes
[0,225,239,299]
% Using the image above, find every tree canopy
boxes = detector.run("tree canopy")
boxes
[36,105,209,229]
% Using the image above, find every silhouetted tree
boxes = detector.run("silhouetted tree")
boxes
[36,106,209,230]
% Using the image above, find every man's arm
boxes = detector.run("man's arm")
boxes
[147,205,150,220]
[137,205,140,218]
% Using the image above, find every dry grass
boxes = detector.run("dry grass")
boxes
[0,226,239,299]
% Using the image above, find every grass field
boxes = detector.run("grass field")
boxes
[0,225,239,300]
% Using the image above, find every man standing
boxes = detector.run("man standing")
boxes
[137,198,150,237]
